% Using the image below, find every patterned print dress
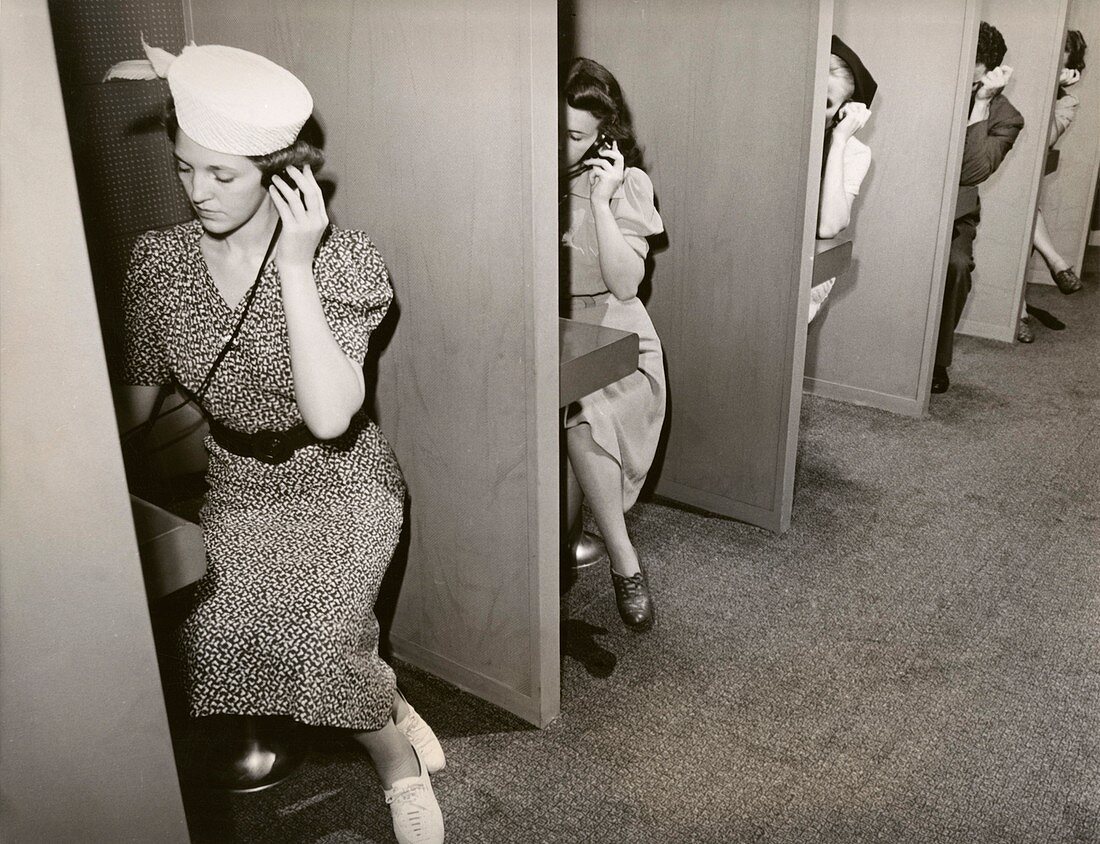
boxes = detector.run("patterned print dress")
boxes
[124,220,405,730]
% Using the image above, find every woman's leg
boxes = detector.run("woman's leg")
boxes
[1033,208,1069,273]
[566,424,638,577]
[563,452,585,548]
[354,711,419,787]
[357,690,445,843]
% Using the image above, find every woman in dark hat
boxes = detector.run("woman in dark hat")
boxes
[811,36,877,322]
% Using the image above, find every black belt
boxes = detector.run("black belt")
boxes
[208,416,362,465]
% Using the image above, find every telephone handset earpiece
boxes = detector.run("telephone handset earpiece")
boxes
[830,100,852,130]
[582,132,614,168]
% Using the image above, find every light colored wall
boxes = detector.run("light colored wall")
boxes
[0,1,189,839]
[804,0,980,416]
[571,0,831,532]
[1026,0,1100,286]
[188,0,561,726]
[959,0,1069,341]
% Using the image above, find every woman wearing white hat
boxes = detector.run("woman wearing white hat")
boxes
[109,41,444,844]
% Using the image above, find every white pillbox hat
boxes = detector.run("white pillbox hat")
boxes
[106,39,313,156]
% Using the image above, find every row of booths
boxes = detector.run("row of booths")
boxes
[4,0,1098,835]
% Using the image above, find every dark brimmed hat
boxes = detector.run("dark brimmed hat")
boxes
[831,35,878,107]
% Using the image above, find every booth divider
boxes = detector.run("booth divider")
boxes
[1,1,189,836]
[804,0,982,416]
[190,0,562,726]
[957,0,1070,343]
[1025,0,1100,290]
[569,0,834,533]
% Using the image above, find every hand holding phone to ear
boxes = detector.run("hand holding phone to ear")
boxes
[833,101,871,141]
[976,65,1013,100]
[1059,67,1081,88]
[586,139,625,207]
[268,164,329,271]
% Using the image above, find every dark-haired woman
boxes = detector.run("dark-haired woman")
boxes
[811,37,876,323]
[108,41,442,844]
[561,57,665,631]
[1018,29,1089,341]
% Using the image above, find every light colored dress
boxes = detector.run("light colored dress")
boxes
[124,221,405,730]
[561,166,666,510]
[1048,92,1078,147]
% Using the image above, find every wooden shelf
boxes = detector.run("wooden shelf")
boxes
[130,495,206,600]
[559,318,638,406]
[1045,147,1060,176]
[813,235,853,285]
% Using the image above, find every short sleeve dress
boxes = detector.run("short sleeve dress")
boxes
[124,220,406,731]
[561,167,666,510]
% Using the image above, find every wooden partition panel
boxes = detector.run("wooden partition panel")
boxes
[190,0,561,726]
[804,1,981,416]
[958,0,1069,341]
[0,1,188,838]
[1026,0,1100,287]
[570,0,831,532]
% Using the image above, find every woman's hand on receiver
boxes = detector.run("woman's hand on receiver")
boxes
[834,101,871,141]
[1059,68,1081,88]
[269,164,330,271]
[587,140,625,207]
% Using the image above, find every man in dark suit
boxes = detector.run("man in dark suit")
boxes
[933,21,1025,394]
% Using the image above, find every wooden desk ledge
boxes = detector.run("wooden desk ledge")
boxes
[130,495,206,601]
[559,318,639,407]
[1045,147,1060,176]
[955,185,979,220]
[812,234,854,285]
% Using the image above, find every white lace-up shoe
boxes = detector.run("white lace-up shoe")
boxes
[394,690,446,774]
[384,744,445,844]
[808,278,835,324]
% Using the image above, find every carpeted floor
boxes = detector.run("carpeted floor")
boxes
[180,262,1099,843]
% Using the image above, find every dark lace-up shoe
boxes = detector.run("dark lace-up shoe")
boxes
[1016,316,1035,343]
[1053,268,1083,295]
[610,563,654,631]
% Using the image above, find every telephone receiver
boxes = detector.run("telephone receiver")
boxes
[566,132,615,180]
[582,132,614,167]
[262,168,306,204]
[829,100,852,130]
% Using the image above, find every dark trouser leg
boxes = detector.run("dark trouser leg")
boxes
[936,217,978,369]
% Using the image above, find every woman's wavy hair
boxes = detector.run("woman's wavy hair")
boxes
[164,99,324,178]
[1066,29,1087,72]
[976,21,1008,70]
[564,57,643,169]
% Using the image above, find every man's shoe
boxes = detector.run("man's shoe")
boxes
[611,563,654,631]
[1052,267,1083,295]
[931,365,950,394]
[1016,316,1035,343]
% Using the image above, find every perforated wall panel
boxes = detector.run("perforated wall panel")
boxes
[49,0,192,372]
[50,0,187,87]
